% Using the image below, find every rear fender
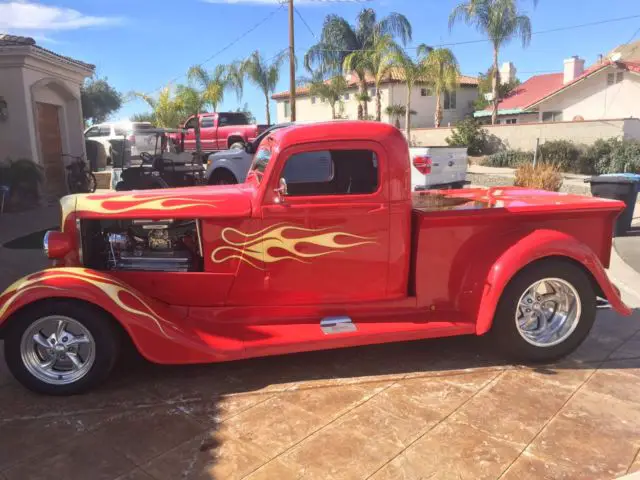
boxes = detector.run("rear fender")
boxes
[476,229,632,335]
[0,268,219,364]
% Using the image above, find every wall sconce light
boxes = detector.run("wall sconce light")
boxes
[0,98,7,122]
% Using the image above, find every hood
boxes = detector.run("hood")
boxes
[61,184,253,225]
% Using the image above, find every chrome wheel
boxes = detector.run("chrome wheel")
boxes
[20,315,95,385]
[515,278,581,348]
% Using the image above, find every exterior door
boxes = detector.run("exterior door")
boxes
[260,141,390,305]
[36,102,66,198]
[183,116,197,151]
[200,116,216,151]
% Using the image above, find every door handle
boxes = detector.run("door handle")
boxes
[432,163,440,167]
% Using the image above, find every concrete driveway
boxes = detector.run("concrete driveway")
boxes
[1,307,640,480]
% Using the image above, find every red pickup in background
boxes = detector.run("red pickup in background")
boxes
[170,112,268,153]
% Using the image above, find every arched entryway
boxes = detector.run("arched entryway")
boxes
[31,78,79,199]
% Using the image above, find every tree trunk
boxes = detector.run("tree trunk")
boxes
[361,79,369,119]
[376,85,382,122]
[331,103,336,119]
[491,47,500,125]
[405,86,412,142]
[434,91,443,128]
[357,103,363,121]
[265,94,271,125]
[395,116,400,129]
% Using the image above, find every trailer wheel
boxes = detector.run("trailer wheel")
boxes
[4,300,120,395]
[491,260,596,362]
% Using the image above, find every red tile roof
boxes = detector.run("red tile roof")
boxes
[483,60,640,114]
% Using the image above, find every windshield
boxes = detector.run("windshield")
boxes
[250,147,273,182]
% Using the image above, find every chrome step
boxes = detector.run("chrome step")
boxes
[320,316,357,334]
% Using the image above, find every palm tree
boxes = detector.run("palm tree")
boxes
[389,44,431,140]
[242,50,286,125]
[187,64,238,113]
[343,34,398,121]
[131,86,184,129]
[305,8,412,120]
[424,48,460,128]
[385,104,406,129]
[174,84,207,158]
[309,74,349,119]
[449,0,536,125]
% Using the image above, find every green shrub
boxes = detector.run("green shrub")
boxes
[583,138,640,174]
[484,149,533,168]
[446,117,502,155]
[539,140,583,173]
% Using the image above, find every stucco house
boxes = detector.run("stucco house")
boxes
[475,44,640,125]
[0,34,94,198]
[272,70,479,128]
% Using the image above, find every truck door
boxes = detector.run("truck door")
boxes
[200,116,216,151]
[216,114,229,150]
[183,116,198,151]
[260,141,390,305]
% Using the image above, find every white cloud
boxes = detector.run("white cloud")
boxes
[0,1,123,31]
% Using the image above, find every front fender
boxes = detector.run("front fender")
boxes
[476,229,632,335]
[0,268,220,364]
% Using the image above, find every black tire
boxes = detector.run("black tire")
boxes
[208,169,238,186]
[450,182,465,189]
[115,181,128,191]
[491,260,596,363]
[229,141,245,150]
[4,300,121,395]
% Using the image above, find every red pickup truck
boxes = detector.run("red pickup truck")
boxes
[175,112,267,153]
[0,122,631,395]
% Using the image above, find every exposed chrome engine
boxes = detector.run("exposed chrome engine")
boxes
[82,219,202,272]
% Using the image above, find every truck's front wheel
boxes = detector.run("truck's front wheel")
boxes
[4,300,120,395]
[492,260,596,362]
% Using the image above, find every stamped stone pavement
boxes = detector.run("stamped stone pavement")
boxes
[2,209,640,479]
[1,307,640,480]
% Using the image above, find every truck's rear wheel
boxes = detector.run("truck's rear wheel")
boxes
[229,141,245,150]
[492,260,596,362]
[4,300,120,395]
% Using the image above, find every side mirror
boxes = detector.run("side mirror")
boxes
[274,177,288,203]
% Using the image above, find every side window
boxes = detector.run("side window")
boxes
[444,91,457,109]
[282,149,379,197]
[99,126,112,136]
[114,127,127,136]
[218,115,228,126]
[201,117,215,128]
[84,127,100,138]
[184,117,198,129]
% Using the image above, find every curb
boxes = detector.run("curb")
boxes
[608,242,640,308]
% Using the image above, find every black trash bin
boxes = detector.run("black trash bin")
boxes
[586,174,640,236]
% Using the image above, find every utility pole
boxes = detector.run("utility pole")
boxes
[288,0,296,121]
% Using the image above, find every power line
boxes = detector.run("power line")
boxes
[295,7,317,39]
[306,13,640,53]
[130,3,286,102]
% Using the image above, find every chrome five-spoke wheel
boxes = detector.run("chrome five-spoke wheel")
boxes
[20,315,96,385]
[493,261,596,362]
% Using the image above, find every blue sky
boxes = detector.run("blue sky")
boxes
[2,0,640,123]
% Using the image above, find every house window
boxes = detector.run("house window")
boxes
[343,93,350,101]
[420,88,431,97]
[616,71,624,83]
[311,96,317,105]
[284,101,290,118]
[370,87,377,97]
[444,91,456,109]
[282,149,379,196]
[505,118,517,125]
[542,111,563,122]
[607,73,615,85]
[320,97,326,103]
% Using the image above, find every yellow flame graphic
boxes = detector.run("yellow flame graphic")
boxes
[62,193,218,225]
[0,268,176,338]
[211,224,377,269]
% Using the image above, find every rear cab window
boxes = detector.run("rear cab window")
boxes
[218,113,249,126]
[282,149,379,196]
